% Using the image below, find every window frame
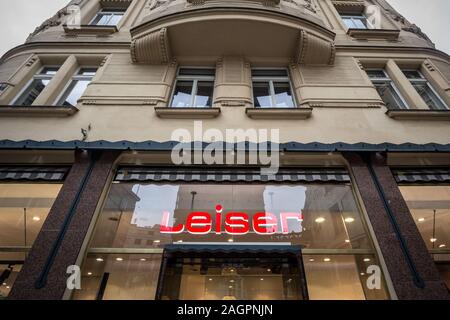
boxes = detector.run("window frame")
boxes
[54,66,98,107]
[10,65,60,106]
[339,13,373,30]
[366,69,409,110]
[89,8,127,26]
[251,68,297,108]
[402,69,449,110]
[170,67,216,108]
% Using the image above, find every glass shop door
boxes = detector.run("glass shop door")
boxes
[155,245,308,300]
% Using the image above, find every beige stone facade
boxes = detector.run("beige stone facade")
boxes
[0,0,449,301]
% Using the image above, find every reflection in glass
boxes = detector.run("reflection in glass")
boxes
[253,82,272,108]
[373,82,407,109]
[0,263,22,299]
[90,183,371,250]
[90,9,125,26]
[57,68,97,107]
[172,81,194,108]
[194,81,214,107]
[274,82,295,108]
[411,83,447,110]
[13,67,60,106]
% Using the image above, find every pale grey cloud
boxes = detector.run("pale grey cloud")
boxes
[0,0,449,58]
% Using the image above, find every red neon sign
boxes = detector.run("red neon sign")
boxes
[160,204,303,235]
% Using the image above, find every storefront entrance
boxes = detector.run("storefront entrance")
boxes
[156,245,308,300]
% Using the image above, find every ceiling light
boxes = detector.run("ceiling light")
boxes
[87,272,92,276]
[153,240,161,243]
[209,278,213,281]
[177,240,183,243]
[418,218,425,222]
[430,238,437,243]
[96,258,104,262]
[345,239,351,243]
[6,286,10,289]
[116,257,124,261]
[32,216,41,222]
[344,217,355,223]
[230,280,235,283]
[229,286,233,289]
[228,239,234,243]
[360,273,365,276]
[315,217,325,223]
[309,258,315,262]
[140,258,147,261]
[323,258,331,262]
[260,278,264,281]
[2,283,6,286]
[363,258,371,262]
[439,244,446,248]
[267,269,271,272]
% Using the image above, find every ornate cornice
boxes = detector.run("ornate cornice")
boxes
[296,30,336,65]
[130,28,172,64]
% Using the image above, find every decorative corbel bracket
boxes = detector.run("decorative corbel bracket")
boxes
[131,27,172,64]
[295,30,336,65]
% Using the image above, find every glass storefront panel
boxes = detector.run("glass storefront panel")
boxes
[90,183,371,250]
[399,185,450,289]
[0,183,62,299]
[76,180,388,300]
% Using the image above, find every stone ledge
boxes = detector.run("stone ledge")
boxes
[0,106,78,117]
[347,29,401,41]
[155,107,221,119]
[245,107,313,120]
[63,25,118,35]
[386,109,450,120]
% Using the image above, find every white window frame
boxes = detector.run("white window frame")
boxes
[403,69,449,110]
[54,67,98,106]
[251,68,297,108]
[367,69,409,109]
[10,65,60,106]
[340,13,373,29]
[170,67,216,108]
[89,8,126,26]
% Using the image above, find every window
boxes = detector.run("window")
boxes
[0,183,63,299]
[367,69,408,110]
[171,68,215,108]
[12,67,60,106]
[398,183,450,290]
[340,13,372,29]
[0,83,8,92]
[403,70,448,110]
[252,69,296,108]
[73,169,389,300]
[56,68,97,107]
[90,9,126,26]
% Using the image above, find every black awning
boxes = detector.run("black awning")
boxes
[115,167,350,183]
[0,166,70,182]
[163,244,302,255]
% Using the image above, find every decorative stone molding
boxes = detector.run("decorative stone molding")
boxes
[155,107,221,119]
[0,106,78,117]
[331,0,365,13]
[63,25,118,35]
[246,107,313,120]
[131,28,172,64]
[347,29,400,41]
[186,0,281,6]
[295,30,336,65]
[386,109,450,121]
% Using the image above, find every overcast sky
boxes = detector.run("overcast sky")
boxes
[0,0,449,58]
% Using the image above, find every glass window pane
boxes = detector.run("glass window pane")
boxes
[72,254,162,300]
[0,184,62,247]
[353,17,368,29]
[179,68,215,77]
[366,70,387,79]
[411,82,447,110]
[403,70,423,79]
[373,82,407,109]
[58,80,91,107]
[106,14,123,26]
[303,255,389,300]
[194,81,214,107]
[14,79,50,106]
[78,68,98,76]
[171,81,194,107]
[91,13,110,26]
[40,67,60,75]
[252,69,289,78]
[253,82,272,108]
[273,82,295,108]
[434,254,450,291]
[399,186,450,250]
[342,18,356,29]
[89,183,372,250]
[0,263,22,299]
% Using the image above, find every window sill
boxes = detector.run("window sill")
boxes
[155,107,221,119]
[386,109,450,120]
[245,108,312,120]
[0,106,78,117]
[347,29,400,41]
[63,25,118,35]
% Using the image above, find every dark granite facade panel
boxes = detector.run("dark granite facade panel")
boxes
[344,152,450,300]
[8,150,119,300]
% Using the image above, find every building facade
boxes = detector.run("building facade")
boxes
[0,0,449,300]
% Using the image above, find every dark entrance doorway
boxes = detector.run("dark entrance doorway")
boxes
[156,245,308,300]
